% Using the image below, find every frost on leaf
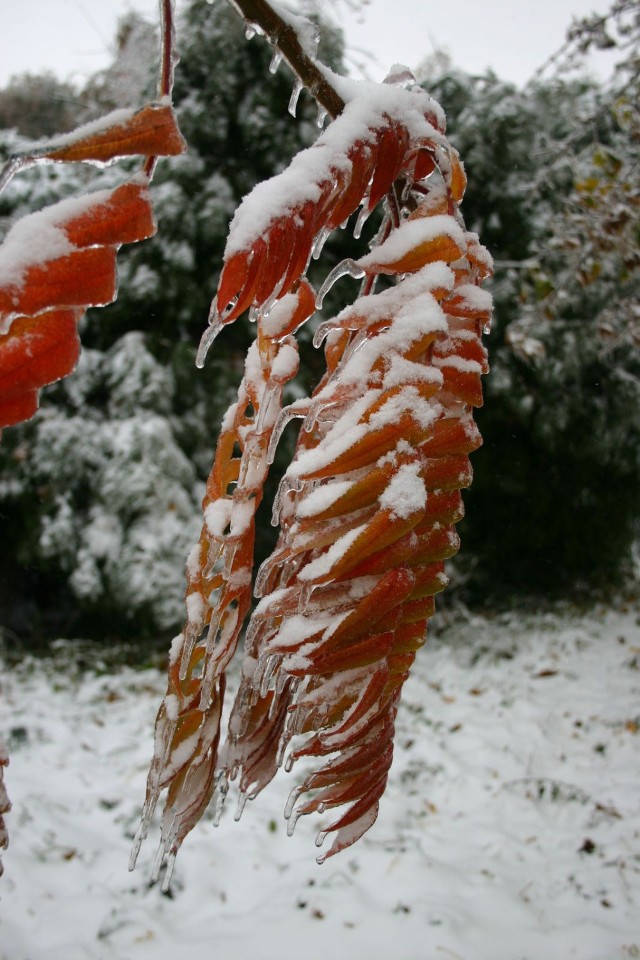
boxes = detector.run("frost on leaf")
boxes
[137,62,492,883]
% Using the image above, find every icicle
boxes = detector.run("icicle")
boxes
[234,792,249,822]
[315,105,328,129]
[161,850,177,893]
[297,580,316,613]
[267,687,280,720]
[312,320,333,349]
[303,396,338,433]
[337,327,368,370]
[243,618,264,656]
[284,785,303,820]
[286,806,303,837]
[202,539,224,579]
[152,717,179,792]
[284,751,296,773]
[358,272,378,298]
[371,209,391,247]
[178,628,200,681]
[275,731,291,768]
[267,405,307,465]
[223,542,238,580]
[237,440,263,490]
[259,654,281,698]
[255,381,281,434]
[316,259,365,308]
[483,318,492,336]
[288,77,303,118]
[151,840,166,885]
[248,305,259,323]
[196,317,223,368]
[244,21,256,40]
[288,703,310,737]
[312,226,331,261]
[128,823,145,872]
[269,47,283,75]
[0,155,31,195]
[212,775,228,827]
[275,668,291,697]
[270,474,304,528]
[254,557,272,598]
[198,614,222,708]
[260,275,286,322]
[353,204,372,240]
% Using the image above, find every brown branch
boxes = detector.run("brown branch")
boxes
[226,0,346,119]
[143,0,178,179]
[158,0,177,99]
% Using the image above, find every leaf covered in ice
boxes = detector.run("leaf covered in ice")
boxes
[139,48,492,879]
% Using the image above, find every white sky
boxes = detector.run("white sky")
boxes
[0,0,612,88]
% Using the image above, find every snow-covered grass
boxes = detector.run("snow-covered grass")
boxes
[1,603,639,960]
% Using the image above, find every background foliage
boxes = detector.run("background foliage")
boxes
[0,0,638,645]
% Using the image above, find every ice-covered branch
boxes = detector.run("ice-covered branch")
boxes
[226,0,346,119]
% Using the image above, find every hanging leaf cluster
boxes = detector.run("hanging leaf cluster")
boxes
[132,6,492,886]
[0,0,492,885]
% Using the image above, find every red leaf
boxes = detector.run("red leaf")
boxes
[43,103,186,163]
[0,310,80,428]
[0,246,118,323]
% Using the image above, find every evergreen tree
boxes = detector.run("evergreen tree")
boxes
[427,60,639,597]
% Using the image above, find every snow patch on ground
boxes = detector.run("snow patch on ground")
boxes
[1,604,639,960]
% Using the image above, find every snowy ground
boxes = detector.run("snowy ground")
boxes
[1,602,639,960]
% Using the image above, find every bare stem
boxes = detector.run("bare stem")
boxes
[158,0,177,100]
[226,0,345,119]
[143,0,178,179]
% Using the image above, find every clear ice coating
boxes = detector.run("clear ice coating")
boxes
[288,77,303,117]
[312,226,331,261]
[269,47,283,75]
[315,105,328,129]
[126,6,495,883]
[234,792,249,822]
[196,317,223,368]
[267,404,308,465]
[270,472,304,527]
[316,259,365,307]
[353,204,372,240]
[0,155,33,195]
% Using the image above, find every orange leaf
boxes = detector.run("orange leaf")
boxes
[367,121,408,209]
[43,103,186,164]
[0,310,80,428]
[321,568,416,647]
[0,388,38,428]
[418,416,482,458]
[0,246,118,322]
[63,181,156,248]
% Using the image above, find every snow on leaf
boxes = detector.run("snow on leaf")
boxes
[139,53,493,880]
[0,181,158,429]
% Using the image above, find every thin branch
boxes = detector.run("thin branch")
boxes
[143,0,178,179]
[226,0,346,119]
[158,0,177,99]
